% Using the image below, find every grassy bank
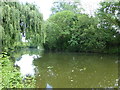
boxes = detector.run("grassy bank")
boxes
[0,52,36,89]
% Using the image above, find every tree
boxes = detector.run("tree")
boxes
[97,1,120,29]
[51,0,83,15]
[1,1,43,51]
[44,11,75,51]
[44,11,106,52]
[96,0,120,46]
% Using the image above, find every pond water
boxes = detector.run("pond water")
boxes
[13,48,118,88]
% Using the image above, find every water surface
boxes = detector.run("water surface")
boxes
[34,52,118,88]
[13,49,118,88]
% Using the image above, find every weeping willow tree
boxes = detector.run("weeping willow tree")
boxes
[0,1,43,51]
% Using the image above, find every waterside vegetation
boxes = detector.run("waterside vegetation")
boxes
[0,0,120,88]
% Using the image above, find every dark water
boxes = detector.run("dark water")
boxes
[13,48,118,88]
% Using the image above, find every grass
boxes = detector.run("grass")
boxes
[0,52,36,89]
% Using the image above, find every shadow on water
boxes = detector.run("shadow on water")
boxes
[12,49,118,88]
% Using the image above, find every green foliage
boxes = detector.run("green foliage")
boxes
[97,1,120,27]
[96,1,120,45]
[1,1,119,53]
[44,11,107,52]
[0,2,43,88]
[44,11,75,51]
[43,1,120,53]
[0,53,36,88]
[51,0,82,15]
[1,2,43,51]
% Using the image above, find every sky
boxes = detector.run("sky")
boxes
[19,0,103,20]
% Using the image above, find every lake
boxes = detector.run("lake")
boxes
[13,48,118,88]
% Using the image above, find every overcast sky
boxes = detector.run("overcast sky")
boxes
[19,0,103,20]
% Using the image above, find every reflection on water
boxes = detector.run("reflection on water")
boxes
[12,49,118,88]
[13,48,43,77]
[34,52,118,88]
[14,54,40,77]
[46,83,53,88]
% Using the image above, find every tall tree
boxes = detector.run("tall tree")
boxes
[44,11,106,52]
[96,0,120,45]
[1,1,43,51]
[97,0,120,29]
[51,0,82,15]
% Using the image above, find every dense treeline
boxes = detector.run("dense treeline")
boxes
[1,1,119,53]
[44,0,120,53]
[44,11,105,52]
[0,1,43,51]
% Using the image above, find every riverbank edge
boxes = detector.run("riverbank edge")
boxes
[0,52,36,89]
